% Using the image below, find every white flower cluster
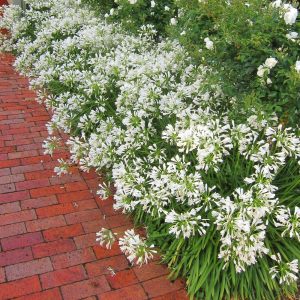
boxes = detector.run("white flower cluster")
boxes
[96,228,116,249]
[119,229,157,265]
[257,57,278,83]
[270,253,299,285]
[271,1,298,25]
[1,0,299,283]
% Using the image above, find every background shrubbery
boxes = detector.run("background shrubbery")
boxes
[86,0,300,124]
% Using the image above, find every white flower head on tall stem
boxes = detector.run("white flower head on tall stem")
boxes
[165,209,209,238]
[270,253,299,285]
[274,206,300,241]
[54,158,71,176]
[42,136,61,156]
[96,228,116,249]
[119,229,156,265]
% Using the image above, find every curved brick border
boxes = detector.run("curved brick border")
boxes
[0,54,188,299]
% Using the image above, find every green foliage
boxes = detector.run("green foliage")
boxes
[83,0,176,36]
[169,0,300,124]
[87,0,300,125]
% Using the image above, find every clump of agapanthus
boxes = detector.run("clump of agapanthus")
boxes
[273,206,300,241]
[165,208,210,238]
[96,228,116,249]
[119,229,157,265]
[265,124,300,158]
[213,194,269,272]
[42,136,62,156]
[270,253,299,285]
[54,158,71,176]
[97,182,113,200]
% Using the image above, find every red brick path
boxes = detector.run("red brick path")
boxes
[0,54,188,299]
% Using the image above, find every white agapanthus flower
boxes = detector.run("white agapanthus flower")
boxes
[270,254,299,285]
[274,206,300,241]
[128,0,137,4]
[54,159,71,176]
[213,195,269,272]
[42,136,61,155]
[119,229,157,265]
[165,209,210,238]
[96,228,116,249]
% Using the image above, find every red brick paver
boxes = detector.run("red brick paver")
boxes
[0,53,188,299]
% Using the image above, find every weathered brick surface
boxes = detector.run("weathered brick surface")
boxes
[26,215,66,232]
[0,201,21,214]
[142,276,185,298]
[5,257,53,281]
[0,190,29,203]
[13,288,62,300]
[15,178,50,191]
[65,209,102,225]
[73,232,98,249]
[43,223,84,241]
[0,247,33,267]
[85,255,129,278]
[61,276,111,300]
[0,276,41,299]
[51,248,96,270]
[21,195,57,209]
[0,222,26,239]
[105,269,138,289]
[134,262,170,282]
[0,267,5,283]
[98,284,147,300]
[0,209,36,226]
[0,174,24,185]
[151,289,189,300]
[93,243,122,260]
[40,265,87,289]
[81,219,108,233]
[32,239,76,258]
[0,53,188,300]
[58,190,94,203]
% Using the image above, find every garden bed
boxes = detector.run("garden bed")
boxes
[1,1,299,299]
